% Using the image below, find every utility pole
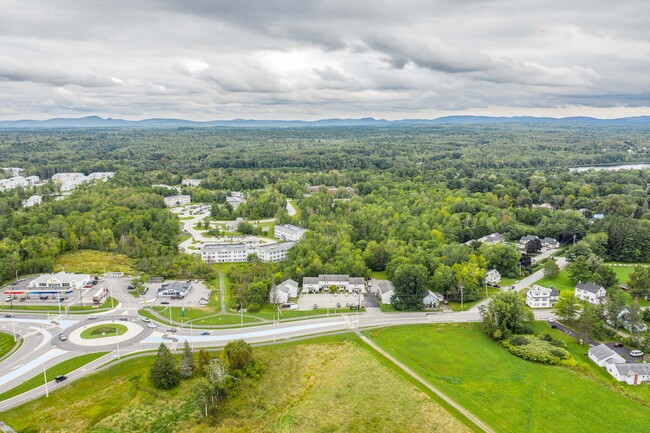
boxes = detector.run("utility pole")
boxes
[43,364,49,397]
[327,292,329,318]
[169,304,172,326]
[116,329,120,359]
[240,303,243,328]
[461,286,464,310]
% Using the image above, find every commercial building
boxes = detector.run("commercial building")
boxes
[158,281,193,298]
[4,272,91,296]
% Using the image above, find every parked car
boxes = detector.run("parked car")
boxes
[630,350,644,357]
[160,300,170,305]
[39,295,49,300]
[3,296,11,302]
[55,375,67,383]
[88,315,97,320]
[19,297,26,302]
[336,303,341,308]
[147,323,156,329]
[312,304,318,310]
[613,342,623,347]
[201,331,210,336]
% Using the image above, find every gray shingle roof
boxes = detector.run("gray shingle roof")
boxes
[612,363,650,376]
[589,344,621,362]
[576,282,605,294]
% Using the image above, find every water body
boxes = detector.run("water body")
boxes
[569,163,650,172]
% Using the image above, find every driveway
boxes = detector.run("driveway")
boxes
[605,342,646,363]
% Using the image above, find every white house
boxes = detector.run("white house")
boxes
[486,269,501,286]
[27,272,91,291]
[526,285,559,308]
[274,224,308,241]
[575,282,606,304]
[269,279,299,304]
[256,241,295,263]
[588,344,626,367]
[226,192,245,209]
[466,233,505,245]
[201,243,250,263]
[423,291,444,309]
[182,178,202,187]
[541,237,559,249]
[349,277,366,292]
[375,280,395,305]
[22,195,42,207]
[164,195,191,207]
[520,235,539,244]
[606,363,650,385]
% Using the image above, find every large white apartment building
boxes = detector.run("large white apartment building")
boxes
[164,195,191,207]
[52,172,114,192]
[0,175,40,191]
[256,242,295,263]
[274,224,308,241]
[182,178,202,187]
[201,243,250,263]
[302,275,366,293]
[22,195,42,207]
[526,285,559,308]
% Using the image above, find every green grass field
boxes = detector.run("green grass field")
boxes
[53,250,134,274]
[0,331,16,359]
[0,336,470,433]
[448,286,501,311]
[366,323,650,433]
[536,269,574,291]
[80,324,128,339]
[0,352,108,402]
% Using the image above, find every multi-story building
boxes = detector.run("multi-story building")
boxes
[273,224,308,241]
[526,285,559,308]
[164,195,191,207]
[302,275,366,293]
[201,243,250,263]
[575,282,606,304]
[181,179,202,187]
[256,242,295,263]
[22,195,42,207]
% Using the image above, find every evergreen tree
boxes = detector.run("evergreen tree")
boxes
[180,340,195,379]
[567,256,592,284]
[149,343,181,390]
[223,339,253,372]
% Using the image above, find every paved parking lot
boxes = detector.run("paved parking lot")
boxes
[298,293,364,311]
[142,280,212,308]
[605,342,646,363]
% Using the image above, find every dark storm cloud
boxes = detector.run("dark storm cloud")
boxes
[0,0,649,119]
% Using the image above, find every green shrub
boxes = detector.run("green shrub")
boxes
[510,336,529,346]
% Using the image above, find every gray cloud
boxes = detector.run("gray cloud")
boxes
[0,0,649,119]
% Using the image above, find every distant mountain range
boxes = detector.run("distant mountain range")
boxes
[0,115,649,128]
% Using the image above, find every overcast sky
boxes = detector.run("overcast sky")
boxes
[1,0,650,120]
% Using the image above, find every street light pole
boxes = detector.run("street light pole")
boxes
[116,329,120,359]
[240,303,243,328]
[57,294,61,315]
[43,364,49,397]
[11,320,16,341]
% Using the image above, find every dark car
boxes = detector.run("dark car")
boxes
[201,331,210,336]
[167,328,177,333]
[119,317,128,321]
[160,300,170,305]
[613,342,623,347]
[55,375,67,383]
[4,314,14,318]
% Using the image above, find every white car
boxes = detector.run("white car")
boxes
[630,350,644,357]
[88,315,97,320]
[141,317,151,323]
[147,323,156,329]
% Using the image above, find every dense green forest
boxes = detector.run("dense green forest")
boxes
[1,125,650,309]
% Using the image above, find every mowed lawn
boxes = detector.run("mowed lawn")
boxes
[535,269,574,291]
[54,250,134,274]
[0,332,16,359]
[0,336,471,433]
[366,323,650,433]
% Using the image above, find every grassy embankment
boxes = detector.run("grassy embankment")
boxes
[366,323,650,433]
[0,352,108,402]
[0,335,471,433]
[0,332,16,359]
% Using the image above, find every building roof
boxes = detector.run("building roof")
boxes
[257,241,295,253]
[283,279,299,288]
[541,237,559,246]
[276,279,298,294]
[520,235,539,242]
[589,344,623,363]
[275,224,307,234]
[479,233,505,243]
[30,272,90,285]
[375,280,395,295]
[203,243,249,253]
[527,286,555,298]
[611,363,650,377]
[158,281,192,294]
[319,274,350,282]
[303,277,319,285]
[349,277,365,285]
[576,282,605,294]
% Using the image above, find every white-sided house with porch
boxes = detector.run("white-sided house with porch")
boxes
[485,269,501,286]
[526,285,559,308]
[588,344,626,367]
[269,279,299,304]
[375,280,395,305]
[606,363,650,386]
[423,291,444,309]
[575,282,606,304]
